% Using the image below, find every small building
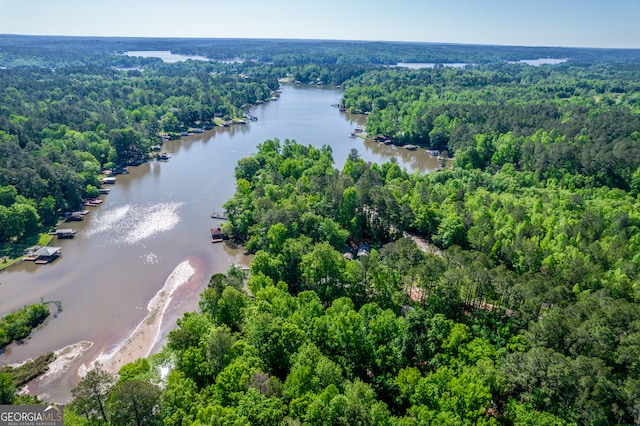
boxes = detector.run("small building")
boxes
[55,229,76,239]
[66,211,84,222]
[33,246,61,264]
[101,177,117,184]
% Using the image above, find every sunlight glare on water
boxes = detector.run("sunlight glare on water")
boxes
[81,202,184,246]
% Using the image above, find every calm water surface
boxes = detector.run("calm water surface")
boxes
[123,50,210,62]
[0,84,443,401]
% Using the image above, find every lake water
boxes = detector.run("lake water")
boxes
[396,59,568,69]
[0,84,444,402]
[123,50,210,62]
[508,58,568,66]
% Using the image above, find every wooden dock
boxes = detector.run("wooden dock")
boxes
[211,212,228,220]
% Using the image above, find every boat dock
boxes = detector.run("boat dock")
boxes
[24,246,62,264]
[211,212,228,220]
[52,228,77,239]
[211,227,226,243]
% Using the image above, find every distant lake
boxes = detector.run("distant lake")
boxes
[508,58,568,66]
[394,58,568,69]
[123,50,210,63]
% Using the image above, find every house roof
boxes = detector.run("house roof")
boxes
[34,246,61,257]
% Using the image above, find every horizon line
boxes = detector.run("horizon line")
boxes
[1,33,639,51]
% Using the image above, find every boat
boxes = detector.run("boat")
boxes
[101,177,116,184]
[158,152,171,161]
[404,144,417,151]
[99,188,111,194]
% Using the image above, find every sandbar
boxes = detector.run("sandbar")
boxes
[91,260,196,375]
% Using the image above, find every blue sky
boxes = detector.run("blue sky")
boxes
[1,0,638,48]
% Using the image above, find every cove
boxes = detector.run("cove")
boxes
[0,84,443,402]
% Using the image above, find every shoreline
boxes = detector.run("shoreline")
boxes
[86,259,197,376]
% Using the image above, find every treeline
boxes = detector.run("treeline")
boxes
[2,35,640,69]
[64,140,640,425]
[341,63,640,189]
[0,61,277,245]
[0,302,49,349]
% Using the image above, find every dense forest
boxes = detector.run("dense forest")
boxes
[65,139,640,425]
[340,63,640,189]
[1,36,640,425]
[3,35,640,69]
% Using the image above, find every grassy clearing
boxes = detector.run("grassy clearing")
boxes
[0,232,55,272]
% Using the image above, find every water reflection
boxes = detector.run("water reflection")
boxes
[82,202,184,247]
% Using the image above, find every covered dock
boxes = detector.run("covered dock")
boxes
[211,227,226,243]
[55,228,76,239]
[24,246,62,264]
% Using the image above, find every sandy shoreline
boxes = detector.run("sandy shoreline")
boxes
[88,259,196,375]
